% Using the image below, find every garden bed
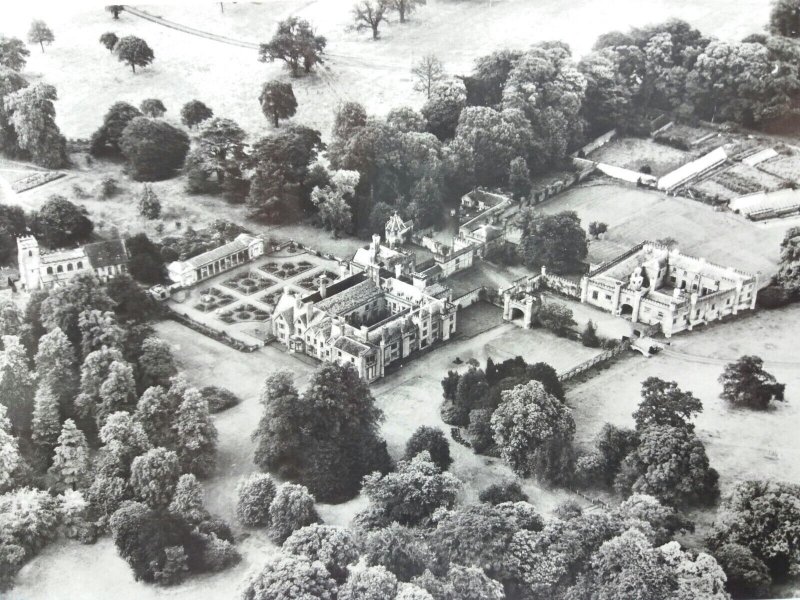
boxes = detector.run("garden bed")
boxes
[192,288,236,312]
[258,259,313,280]
[218,303,270,324]
[220,270,271,295]
[295,270,341,291]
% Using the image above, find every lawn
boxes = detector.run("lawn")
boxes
[588,137,690,177]
[538,181,794,277]
[567,303,800,496]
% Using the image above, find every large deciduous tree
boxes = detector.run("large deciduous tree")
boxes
[777,226,800,296]
[242,553,337,600]
[516,209,587,274]
[185,117,247,200]
[100,32,118,53]
[421,79,466,140]
[0,335,36,435]
[311,169,357,237]
[236,473,276,527]
[27,21,54,53]
[352,0,391,40]
[491,380,575,484]
[33,196,93,248]
[259,17,326,76]
[3,83,68,168]
[634,377,703,431]
[268,483,321,544]
[0,37,30,71]
[119,117,190,181]
[259,80,297,127]
[615,424,719,507]
[139,98,166,118]
[130,447,180,509]
[719,355,786,410]
[180,100,213,128]
[174,385,217,478]
[770,0,800,37]
[0,404,20,490]
[284,524,359,583]
[115,36,154,73]
[90,102,143,156]
[357,452,461,528]
[403,426,452,472]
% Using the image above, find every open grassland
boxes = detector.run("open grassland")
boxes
[4,0,773,143]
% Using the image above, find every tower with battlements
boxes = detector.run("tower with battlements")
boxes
[17,236,41,291]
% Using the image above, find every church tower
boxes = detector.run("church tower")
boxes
[17,236,41,290]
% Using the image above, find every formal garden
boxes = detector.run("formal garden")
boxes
[192,287,237,313]
[220,270,274,295]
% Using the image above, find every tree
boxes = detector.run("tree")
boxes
[115,36,154,73]
[0,205,27,264]
[120,117,190,181]
[31,383,61,455]
[581,319,601,348]
[491,380,575,484]
[502,43,585,170]
[535,303,576,336]
[95,360,137,432]
[186,117,247,199]
[259,80,297,127]
[78,309,124,357]
[90,101,142,156]
[284,524,359,583]
[517,209,587,273]
[97,411,150,478]
[588,221,608,238]
[137,337,176,392]
[131,100,165,124]
[771,0,800,37]
[34,196,93,248]
[180,100,213,128]
[259,17,326,76]
[35,327,77,414]
[311,169,357,237]
[333,101,368,140]
[412,54,444,99]
[0,37,30,71]
[253,363,389,503]
[357,452,461,528]
[422,79,467,140]
[479,481,529,505]
[136,184,162,220]
[777,226,800,295]
[168,473,208,526]
[615,424,719,507]
[27,21,54,53]
[714,543,771,599]
[634,377,703,431]
[339,565,398,600]
[268,483,321,544]
[719,355,786,410]
[106,5,124,19]
[242,554,337,600]
[403,426,452,471]
[48,419,90,491]
[363,523,433,582]
[508,156,531,200]
[130,447,180,509]
[236,473,276,527]
[100,32,118,52]
[3,83,68,168]
[125,233,165,285]
[710,480,800,580]
[0,335,36,435]
[174,386,217,478]
[352,1,391,40]
[0,404,20,491]
[387,106,426,132]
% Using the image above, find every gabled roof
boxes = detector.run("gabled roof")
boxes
[180,234,259,270]
[314,278,383,316]
[333,335,372,356]
[84,239,128,269]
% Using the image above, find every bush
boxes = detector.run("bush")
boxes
[119,117,190,181]
[478,481,528,505]
[236,473,276,527]
[467,409,494,454]
[200,386,241,413]
[403,426,452,471]
[581,320,601,348]
[268,483,320,544]
[757,285,794,309]
[99,177,119,199]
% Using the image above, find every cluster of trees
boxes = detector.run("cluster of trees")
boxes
[90,101,189,180]
[760,225,800,307]
[576,377,719,508]
[252,362,392,503]
[240,440,735,600]
[0,272,236,587]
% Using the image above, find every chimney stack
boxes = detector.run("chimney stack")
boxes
[319,276,328,299]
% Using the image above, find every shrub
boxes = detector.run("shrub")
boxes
[99,177,119,199]
[478,480,529,505]
[467,408,494,454]
[268,483,320,544]
[200,385,241,413]
[403,426,452,471]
